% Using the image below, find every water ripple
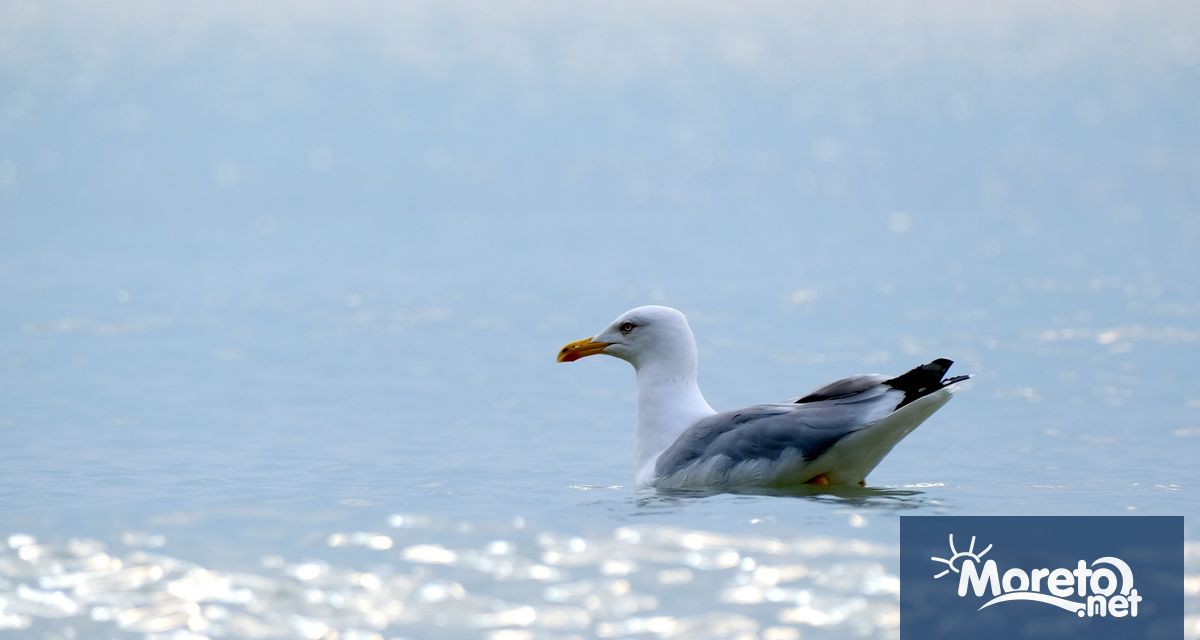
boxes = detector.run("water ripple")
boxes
[0,523,1195,638]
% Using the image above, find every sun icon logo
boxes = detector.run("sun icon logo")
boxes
[930,534,993,579]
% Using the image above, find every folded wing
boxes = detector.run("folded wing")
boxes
[654,359,964,482]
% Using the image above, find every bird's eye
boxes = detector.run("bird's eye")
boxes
[619,321,636,334]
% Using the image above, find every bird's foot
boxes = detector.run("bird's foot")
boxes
[807,474,830,486]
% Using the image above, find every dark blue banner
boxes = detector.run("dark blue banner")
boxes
[900,516,1183,639]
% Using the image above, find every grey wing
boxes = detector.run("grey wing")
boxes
[787,374,888,403]
[655,378,900,479]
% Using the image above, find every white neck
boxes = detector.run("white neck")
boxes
[632,358,715,487]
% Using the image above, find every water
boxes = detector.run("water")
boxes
[1,2,1198,637]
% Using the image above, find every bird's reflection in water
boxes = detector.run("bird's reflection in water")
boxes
[639,484,935,512]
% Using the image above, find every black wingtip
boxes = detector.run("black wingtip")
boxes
[886,357,960,409]
[928,358,953,372]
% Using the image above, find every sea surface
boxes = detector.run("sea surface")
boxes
[1,2,1198,637]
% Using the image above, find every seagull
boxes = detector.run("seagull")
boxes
[557,305,970,489]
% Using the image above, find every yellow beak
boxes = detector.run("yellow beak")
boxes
[557,337,612,362]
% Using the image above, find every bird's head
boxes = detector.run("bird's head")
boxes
[557,305,697,371]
